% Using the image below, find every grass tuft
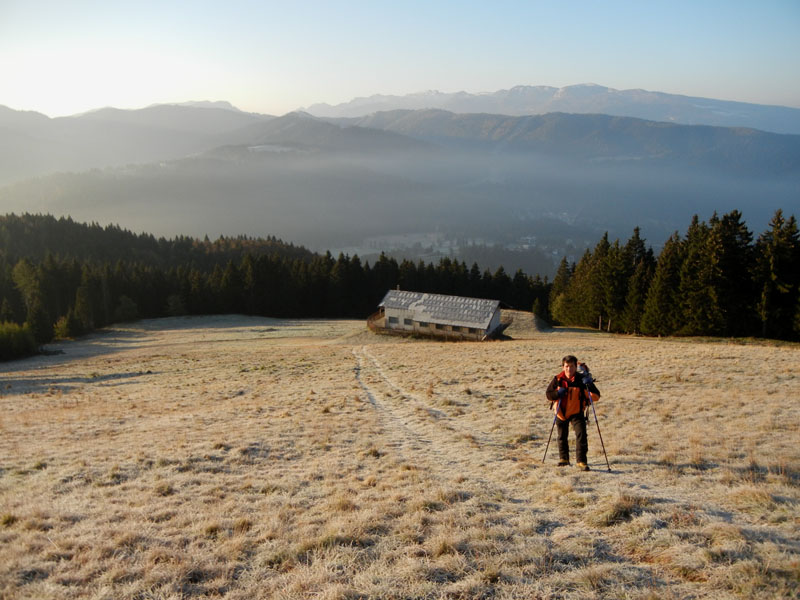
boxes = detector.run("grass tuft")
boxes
[233,518,252,535]
[587,492,652,527]
[154,481,174,496]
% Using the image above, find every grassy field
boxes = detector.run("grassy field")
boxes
[1,313,798,599]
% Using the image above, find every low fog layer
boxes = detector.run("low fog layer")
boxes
[1,149,794,252]
[0,106,798,274]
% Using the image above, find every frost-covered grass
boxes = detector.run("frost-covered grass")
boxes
[0,316,797,599]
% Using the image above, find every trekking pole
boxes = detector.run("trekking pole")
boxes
[586,390,611,472]
[541,413,557,463]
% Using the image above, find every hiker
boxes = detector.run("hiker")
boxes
[545,355,601,471]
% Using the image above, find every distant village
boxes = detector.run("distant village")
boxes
[328,230,582,278]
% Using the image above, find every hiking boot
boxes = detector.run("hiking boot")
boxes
[557,459,570,467]
[577,462,590,471]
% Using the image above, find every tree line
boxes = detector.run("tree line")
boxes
[549,209,800,340]
[1,209,798,361]
[0,214,550,360]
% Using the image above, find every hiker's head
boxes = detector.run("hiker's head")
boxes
[562,355,578,378]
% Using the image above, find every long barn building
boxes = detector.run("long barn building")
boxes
[369,290,502,340]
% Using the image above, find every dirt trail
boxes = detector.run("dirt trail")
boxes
[353,345,562,500]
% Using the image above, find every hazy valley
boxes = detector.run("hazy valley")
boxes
[2,92,799,274]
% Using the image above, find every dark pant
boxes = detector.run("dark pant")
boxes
[557,413,587,463]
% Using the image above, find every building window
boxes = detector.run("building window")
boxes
[418,321,429,328]
[452,326,462,332]
[388,316,399,324]
[469,328,478,334]
[435,323,445,330]
[404,318,413,326]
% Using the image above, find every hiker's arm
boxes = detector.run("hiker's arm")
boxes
[545,377,561,402]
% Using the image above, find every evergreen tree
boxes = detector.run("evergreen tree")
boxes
[588,233,611,328]
[511,269,531,310]
[468,262,483,297]
[755,210,800,339]
[25,299,53,344]
[347,255,370,317]
[678,216,723,336]
[73,284,93,333]
[620,248,655,333]
[398,259,421,292]
[641,233,684,336]
[623,227,649,267]
[240,254,257,315]
[371,253,399,303]
[491,266,512,304]
[530,274,551,322]
[548,257,571,324]
[602,240,628,332]
[559,250,592,326]
[559,235,610,329]
[0,298,15,323]
[11,258,41,314]
[708,210,755,336]
[328,253,353,317]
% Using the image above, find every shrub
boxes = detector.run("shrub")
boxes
[0,321,37,361]
[53,309,84,339]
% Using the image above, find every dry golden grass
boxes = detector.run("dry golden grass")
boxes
[0,313,798,599]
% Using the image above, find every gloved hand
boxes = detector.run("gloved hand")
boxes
[556,387,567,399]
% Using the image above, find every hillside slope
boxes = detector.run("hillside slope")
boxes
[1,316,796,598]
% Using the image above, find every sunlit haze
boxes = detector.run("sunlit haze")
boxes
[2,0,799,117]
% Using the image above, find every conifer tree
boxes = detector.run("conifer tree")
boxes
[602,240,628,332]
[588,233,611,328]
[678,216,723,335]
[561,234,611,328]
[468,262,483,297]
[371,253,399,302]
[492,266,512,304]
[239,254,257,315]
[707,210,755,336]
[73,284,93,333]
[0,298,15,323]
[26,299,53,344]
[755,210,800,339]
[559,249,592,326]
[620,248,655,333]
[623,227,649,266]
[548,257,571,324]
[398,259,421,292]
[641,233,684,336]
[511,269,531,310]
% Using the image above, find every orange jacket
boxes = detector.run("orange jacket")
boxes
[545,372,600,421]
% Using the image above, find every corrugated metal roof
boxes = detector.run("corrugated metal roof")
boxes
[379,290,500,329]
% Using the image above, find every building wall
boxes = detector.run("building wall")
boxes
[383,306,500,340]
[487,309,501,336]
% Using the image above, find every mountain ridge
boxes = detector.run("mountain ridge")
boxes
[330,109,800,175]
[303,84,800,135]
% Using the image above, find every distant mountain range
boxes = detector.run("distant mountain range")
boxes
[1,88,798,260]
[332,110,800,175]
[304,84,800,135]
[2,103,798,186]
[0,103,271,184]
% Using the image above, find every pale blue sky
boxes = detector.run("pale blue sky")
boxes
[1,0,798,117]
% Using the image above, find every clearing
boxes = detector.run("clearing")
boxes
[1,314,798,599]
